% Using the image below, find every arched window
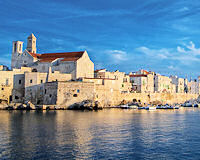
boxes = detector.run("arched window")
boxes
[32,68,37,72]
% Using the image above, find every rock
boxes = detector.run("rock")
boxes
[68,100,95,110]
[0,100,8,110]
[16,103,25,110]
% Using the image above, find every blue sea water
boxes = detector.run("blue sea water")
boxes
[0,109,200,160]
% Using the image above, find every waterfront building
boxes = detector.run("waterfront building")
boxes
[170,76,184,93]
[0,67,32,103]
[11,34,94,80]
[154,74,172,93]
[94,69,132,93]
[24,69,72,104]
[188,79,199,94]
[129,70,154,93]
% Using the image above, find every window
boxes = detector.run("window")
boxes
[73,94,78,97]
[77,89,80,93]
[14,43,17,52]
[19,80,21,84]
[41,80,43,83]
[30,79,32,83]
[19,44,22,52]
[15,96,19,100]
[49,94,52,98]
[45,89,47,94]
[1,88,4,90]
[6,79,9,85]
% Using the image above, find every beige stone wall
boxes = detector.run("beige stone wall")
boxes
[0,68,31,103]
[76,51,94,79]
[56,82,95,107]
[25,72,71,104]
[97,91,198,107]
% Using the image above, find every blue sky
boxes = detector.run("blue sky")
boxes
[1,0,200,78]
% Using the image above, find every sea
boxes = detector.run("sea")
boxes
[0,108,200,160]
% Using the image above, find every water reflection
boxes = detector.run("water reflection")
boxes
[0,109,200,159]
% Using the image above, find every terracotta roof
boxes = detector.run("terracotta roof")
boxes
[28,51,84,62]
[129,74,147,77]
[28,52,40,58]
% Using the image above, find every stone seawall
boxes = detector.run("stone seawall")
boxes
[99,92,199,107]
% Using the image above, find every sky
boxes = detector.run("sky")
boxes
[1,0,200,78]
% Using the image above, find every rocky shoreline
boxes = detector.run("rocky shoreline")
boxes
[0,100,103,111]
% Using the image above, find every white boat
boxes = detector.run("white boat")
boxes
[120,104,129,109]
[149,106,156,110]
[129,105,138,109]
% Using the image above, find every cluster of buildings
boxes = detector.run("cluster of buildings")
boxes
[0,34,199,107]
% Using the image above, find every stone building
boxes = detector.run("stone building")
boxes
[188,79,199,94]
[11,34,94,80]
[154,74,172,93]
[170,76,185,93]
[0,67,32,103]
[129,70,154,93]
[94,69,131,93]
[24,70,72,104]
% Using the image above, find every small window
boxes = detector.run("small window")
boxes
[45,89,47,94]
[49,94,52,98]
[19,80,21,84]
[15,96,19,100]
[77,89,80,93]
[30,79,32,83]
[41,80,43,83]
[1,88,4,90]
[73,94,78,97]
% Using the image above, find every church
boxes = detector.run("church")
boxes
[11,34,94,80]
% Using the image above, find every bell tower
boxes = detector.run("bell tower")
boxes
[12,41,23,54]
[11,41,24,69]
[27,33,37,53]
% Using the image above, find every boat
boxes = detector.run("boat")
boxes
[183,103,193,107]
[129,105,138,109]
[193,104,198,108]
[156,105,173,109]
[149,106,156,110]
[120,104,129,109]
[174,105,180,109]
[138,107,146,110]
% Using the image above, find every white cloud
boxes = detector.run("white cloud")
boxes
[137,41,200,65]
[178,7,189,12]
[106,50,128,62]
[137,47,170,59]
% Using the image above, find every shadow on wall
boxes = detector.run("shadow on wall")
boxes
[25,81,58,105]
